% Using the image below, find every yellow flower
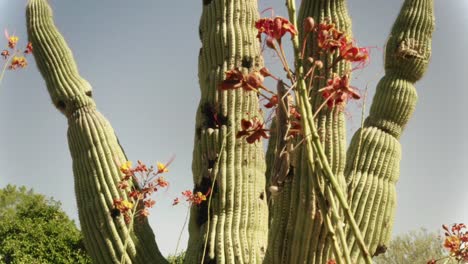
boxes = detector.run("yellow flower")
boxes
[157,162,169,173]
[8,35,19,49]
[121,200,134,210]
[120,161,132,173]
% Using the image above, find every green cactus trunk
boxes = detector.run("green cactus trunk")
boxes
[184,0,269,263]
[265,1,352,263]
[345,0,434,262]
[26,0,167,263]
[265,0,434,263]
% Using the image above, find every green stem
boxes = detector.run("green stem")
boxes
[0,54,15,90]
[120,197,141,264]
[201,132,230,264]
[174,206,190,261]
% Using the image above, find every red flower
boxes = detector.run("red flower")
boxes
[220,68,267,92]
[1,50,9,59]
[255,17,298,41]
[139,208,150,217]
[144,199,156,208]
[317,23,344,52]
[319,74,360,108]
[24,42,33,54]
[264,95,278,108]
[156,176,169,188]
[236,117,269,144]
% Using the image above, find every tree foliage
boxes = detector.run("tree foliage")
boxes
[373,228,456,264]
[0,184,91,264]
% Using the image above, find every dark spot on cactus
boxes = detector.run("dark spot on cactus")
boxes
[203,0,212,6]
[203,255,216,264]
[56,100,66,111]
[373,244,387,257]
[201,102,228,129]
[243,159,248,166]
[199,48,202,57]
[241,56,253,69]
[110,208,121,218]
[199,27,203,40]
[259,192,265,200]
[196,127,202,139]
[207,158,216,169]
[85,91,92,98]
[196,201,208,226]
[260,246,265,253]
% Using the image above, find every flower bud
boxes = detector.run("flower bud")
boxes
[314,60,323,69]
[259,67,272,77]
[266,37,276,49]
[304,17,315,32]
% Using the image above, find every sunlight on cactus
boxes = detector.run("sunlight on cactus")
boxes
[23,0,435,263]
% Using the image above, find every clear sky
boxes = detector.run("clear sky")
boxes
[0,0,465,257]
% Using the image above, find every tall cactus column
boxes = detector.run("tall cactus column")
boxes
[184,0,269,263]
[265,1,352,263]
[26,0,167,263]
[345,0,434,262]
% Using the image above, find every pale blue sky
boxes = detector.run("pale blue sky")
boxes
[0,0,466,257]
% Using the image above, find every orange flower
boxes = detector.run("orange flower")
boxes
[157,162,169,174]
[192,192,207,205]
[255,17,297,41]
[9,56,27,70]
[319,74,360,108]
[120,161,133,174]
[444,235,461,254]
[156,176,169,188]
[8,35,18,49]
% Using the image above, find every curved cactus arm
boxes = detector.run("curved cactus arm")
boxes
[184,0,268,263]
[26,0,167,263]
[345,0,434,261]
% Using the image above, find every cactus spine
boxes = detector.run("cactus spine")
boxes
[184,0,269,263]
[26,0,166,263]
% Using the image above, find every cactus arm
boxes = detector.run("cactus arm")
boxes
[184,0,268,263]
[26,0,167,263]
[345,0,434,261]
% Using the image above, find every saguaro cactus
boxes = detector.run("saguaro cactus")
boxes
[265,0,434,263]
[26,0,166,263]
[345,0,434,262]
[184,0,269,263]
[26,0,433,263]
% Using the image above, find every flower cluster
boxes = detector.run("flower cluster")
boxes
[236,117,270,144]
[316,22,369,65]
[319,74,360,108]
[173,189,210,206]
[2,30,32,70]
[255,16,298,42]
[112,159,172,224]
[219,68,270,92]
[428,223,468,264]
